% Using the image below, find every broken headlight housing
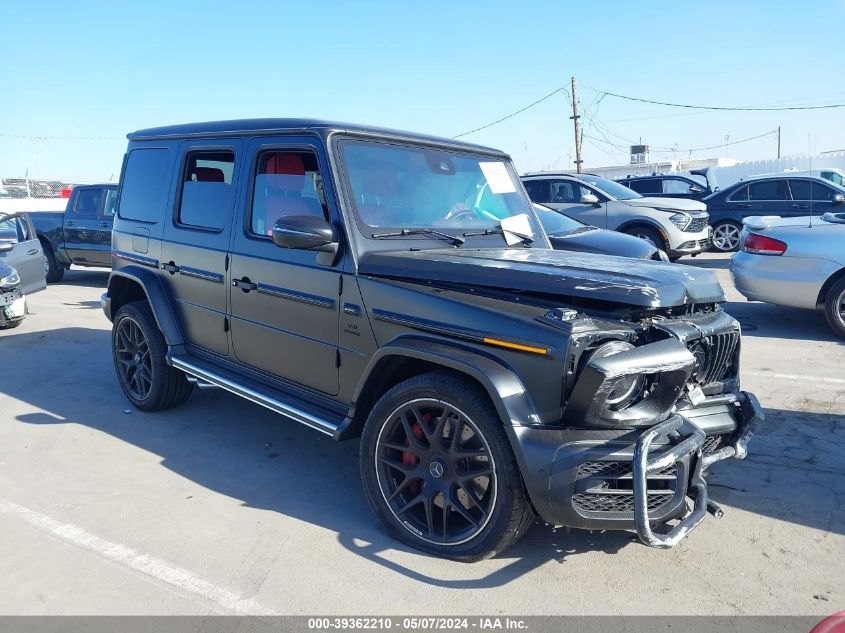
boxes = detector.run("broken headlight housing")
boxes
[589,341,645,410]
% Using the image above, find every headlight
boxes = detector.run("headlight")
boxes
[0,270,20,287]
[589,341,645,411]
[668,212,692,231]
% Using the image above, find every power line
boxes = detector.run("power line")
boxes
[0,133,123,141]
[687,129,778,153]
[453,86,568,138]
[593,89,845,112]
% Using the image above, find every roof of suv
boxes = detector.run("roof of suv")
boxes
[128,118,504,155]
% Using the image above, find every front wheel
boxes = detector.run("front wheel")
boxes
[359,372,534,562]
[823,277,845,338]
[711,221,743,252]
[112,301,193,411]
[43,244,64,283]
[624,226,666,252]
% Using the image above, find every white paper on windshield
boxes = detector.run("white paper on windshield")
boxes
[479,161,517,194]
[500,213,534,246]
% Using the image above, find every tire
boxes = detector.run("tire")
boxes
[624,226,666,251]
[359,372,534,562]
[823,277,845,338]
[711,221,742,252]
[111,300,193,411]
[0,318,23,330]
[42,243,64,283]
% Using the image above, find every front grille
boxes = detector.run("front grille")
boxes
[678,238,710,250]
[687,216,709,233]
[573,460,678,515]
[687,330,740,386]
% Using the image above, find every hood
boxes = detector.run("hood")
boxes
[359,248,724,308]
[548,227,657,260]
[625,197,707,212]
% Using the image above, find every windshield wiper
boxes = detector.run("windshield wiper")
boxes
[462,227,534,245]
[371,228,465,247]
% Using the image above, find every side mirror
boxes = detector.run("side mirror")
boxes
[833,193,845,205]
[272,215,338,253]
[580,193,600,205]
[690,185,704,193]
[0,242,12,253]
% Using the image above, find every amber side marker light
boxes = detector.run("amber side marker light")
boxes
[743,233,787,255]
[483,337,549,355]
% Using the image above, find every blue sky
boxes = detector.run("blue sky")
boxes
[2,0,845,181]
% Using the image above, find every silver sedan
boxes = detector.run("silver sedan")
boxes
[730,212,845,337]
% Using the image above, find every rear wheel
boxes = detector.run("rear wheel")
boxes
[711,221,742,252]
[42,243,64,283]
[112,301,193,411]
[359,372,533,562]
[823,277,845,338]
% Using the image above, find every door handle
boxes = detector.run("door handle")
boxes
[65,220,75,226]
[232,277,257,292]
[792,203,808,209]
[736,204,751,209]
[27,249,39,255]
[161,262,180,274]
[99,221,111,227]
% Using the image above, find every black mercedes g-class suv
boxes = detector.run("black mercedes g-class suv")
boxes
[102,119,762,561]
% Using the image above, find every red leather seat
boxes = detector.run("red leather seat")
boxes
[262,153,322,234]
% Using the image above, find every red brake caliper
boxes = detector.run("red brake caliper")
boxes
[403,413,430,494]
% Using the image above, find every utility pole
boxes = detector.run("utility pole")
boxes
[570,76,583,173]
[777,126,781,159]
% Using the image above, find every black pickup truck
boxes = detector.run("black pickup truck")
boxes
[30,184,117,281]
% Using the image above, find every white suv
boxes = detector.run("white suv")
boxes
[521,173,711,260]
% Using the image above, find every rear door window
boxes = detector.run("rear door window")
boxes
[748,180,787,201]
[119,148,172,223]
[177,151,236,231]
[662,178,695,195]
[73,189,103,217]
[627,179,661,194]
[523,179,551,203]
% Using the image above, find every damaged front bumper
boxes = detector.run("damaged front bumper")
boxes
[506,390,763,548]
[633,391,762,547]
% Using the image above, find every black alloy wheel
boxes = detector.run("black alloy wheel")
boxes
[375,398,497,546]
[114,316,153,401]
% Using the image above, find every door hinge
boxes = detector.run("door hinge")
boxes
[224,317,230,332]
[335,349,341,368]
[338,274,344,296]
[224,254,229,271]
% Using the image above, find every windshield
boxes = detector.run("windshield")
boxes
[578,175,642,200]
[823,171,845,187]
[533,204,586,235]
[340,140,540,234]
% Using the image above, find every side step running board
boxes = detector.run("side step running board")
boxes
[171,356,340,437]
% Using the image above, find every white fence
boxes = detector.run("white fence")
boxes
[707,153,845,187]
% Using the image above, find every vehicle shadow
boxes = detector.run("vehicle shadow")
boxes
[3,327,843,588]
[53,269,109,288]
[723,300,840,343]
[680,255,730,270]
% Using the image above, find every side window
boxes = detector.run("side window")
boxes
[249,151,327,236]
[74,189,103,217]
[16,217,33,241]
[727,185,749,202]
[628,179,661,194]
[0,216,31,243]
[662,178,693,195]
[523,180,550,203]
[119,148,172,223]
[551,180,580,203]
[748,180,787,201]
[790,180,839,202]
[177,151,235,231]
[104,189,118,216]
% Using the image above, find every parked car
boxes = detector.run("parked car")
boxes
[521,172,711,260]
[30,183,118,282]
[616,168,717,201]
[102,118,761,561]
[730,212,845,337]
[703,175,845,252]
[742,168,845,189]
[0,211,47,297]
[533,203,667,260]
[0,261,26,329]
